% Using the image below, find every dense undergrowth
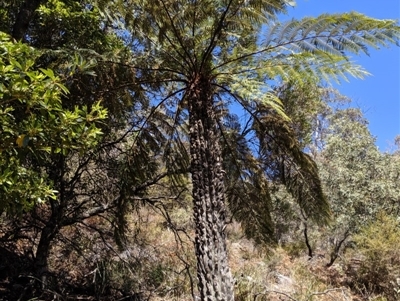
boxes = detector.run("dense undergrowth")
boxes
[1,202,399,301]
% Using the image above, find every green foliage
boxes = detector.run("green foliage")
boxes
[0,32,107,214]
[256,108,331,225]
[97,0,400,243]
[0,0,399,299]
[318,107,400,230]
[319,109,380,221]
[261,12,400,82]
[350,212,400,300]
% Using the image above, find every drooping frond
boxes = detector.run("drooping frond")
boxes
[227,172,275,244]
[220,113,275,244]
[254,109,331,225]
[225,77,288,117]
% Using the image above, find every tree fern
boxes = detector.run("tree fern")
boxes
[93,1,400,299]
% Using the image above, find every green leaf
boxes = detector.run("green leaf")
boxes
[39,68,55,79]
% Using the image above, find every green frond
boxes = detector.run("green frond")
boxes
[254,112,331,225]
[263,12,400,56]
[223,75,288,119]
[92,0,399,246]
[227,175,275,244]
[215,12,397,93]
[221,116,275,244]
[225,12,399,85]
[259,51,370,84]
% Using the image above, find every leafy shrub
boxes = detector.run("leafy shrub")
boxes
[349,212,400,300]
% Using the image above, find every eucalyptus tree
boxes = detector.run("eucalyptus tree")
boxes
[95,1,400,299]
[315,108,400,266]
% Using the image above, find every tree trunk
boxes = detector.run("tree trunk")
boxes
[303,222,313,259]
[326,230,350,267]
[34,215,59,289]
[34,155,65,288]
[188,73,234,301]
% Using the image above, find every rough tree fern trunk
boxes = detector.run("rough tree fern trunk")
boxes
[188,73,234,301]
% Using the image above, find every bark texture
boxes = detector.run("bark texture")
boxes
[188,73,234,301]
[34,218,59,288]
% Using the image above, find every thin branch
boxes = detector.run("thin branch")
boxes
[307,287,351,299]
[253,290,298,301]
[100,60,186,77]
[132,170,181,194]
[131,87,187,146]
[98,78,187,93]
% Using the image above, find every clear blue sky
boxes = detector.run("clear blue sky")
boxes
[282,0,400,151]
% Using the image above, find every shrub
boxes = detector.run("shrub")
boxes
[349,212,400,300]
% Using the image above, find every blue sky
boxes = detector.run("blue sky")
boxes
[283,0,400,151]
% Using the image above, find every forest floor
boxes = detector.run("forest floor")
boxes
[0,206,396,301]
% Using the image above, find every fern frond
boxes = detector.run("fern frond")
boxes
[263,12,400,56]
[254,111,331,225]
[220,114,275,244]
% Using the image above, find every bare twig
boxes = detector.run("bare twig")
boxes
[253,289,298,301]
[307,287,351,300]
